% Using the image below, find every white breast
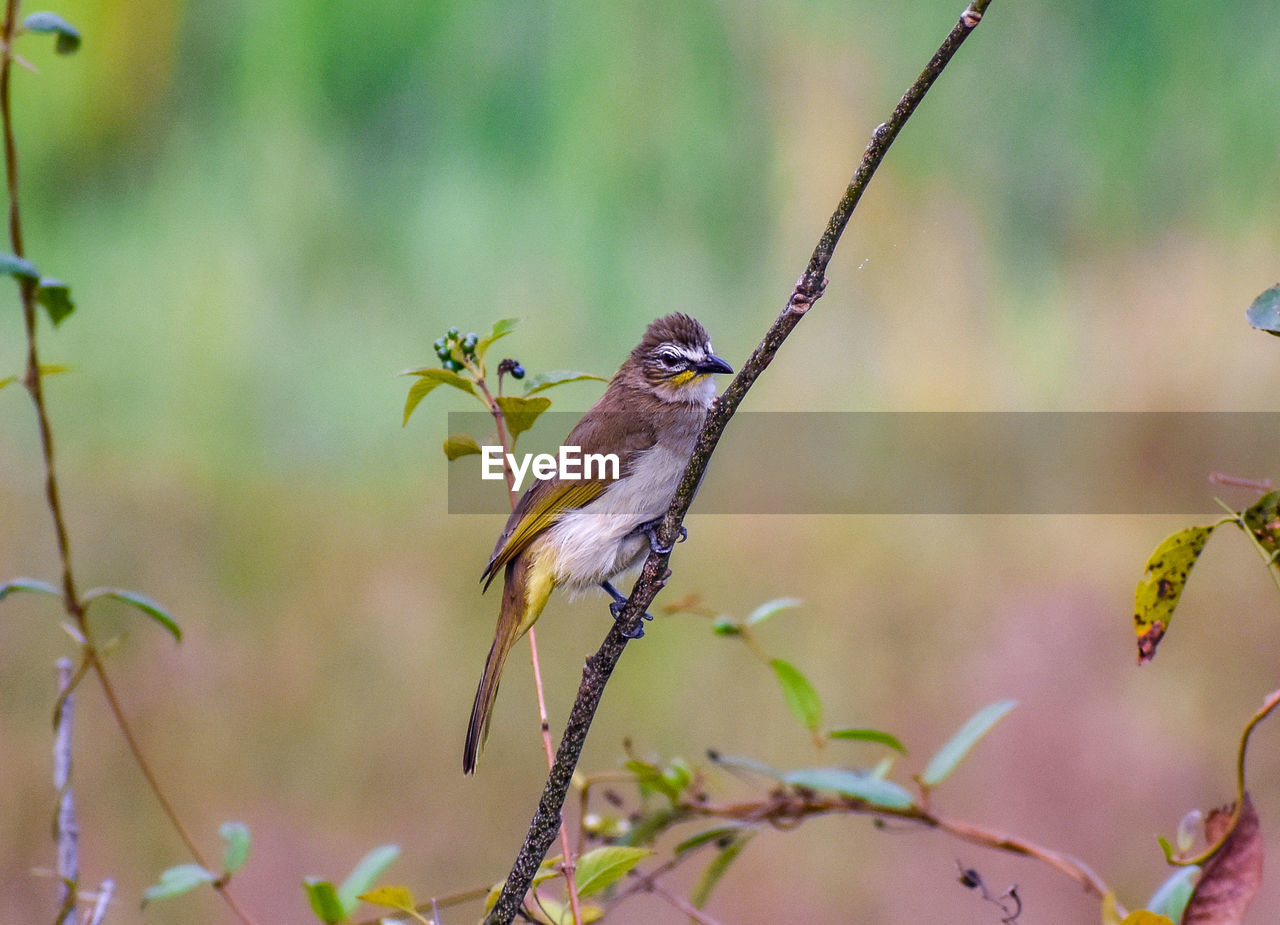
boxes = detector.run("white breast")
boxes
[540,435,698,594]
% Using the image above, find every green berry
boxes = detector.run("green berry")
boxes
[447,326,460,341]
[443,358,463,372]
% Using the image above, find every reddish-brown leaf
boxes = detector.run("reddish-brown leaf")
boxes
[1182,793,1263,924]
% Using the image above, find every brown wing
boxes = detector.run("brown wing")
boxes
[480,384,662,590]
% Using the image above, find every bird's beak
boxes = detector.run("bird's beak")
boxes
[695,354,734,375]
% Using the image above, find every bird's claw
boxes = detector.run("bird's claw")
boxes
[608,597,654,639]
[642,521,688,555]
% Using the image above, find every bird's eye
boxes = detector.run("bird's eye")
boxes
[659,350,681,367]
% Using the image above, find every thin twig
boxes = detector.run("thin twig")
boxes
[474,373,582,924]
[484,3,994,922]
[82,879,113,925]
[54,659,78,925]
[678,791,1108,901]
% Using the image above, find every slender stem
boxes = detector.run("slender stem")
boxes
[2,23,261,921]
[2,0,83,629]
[89,655,263,925]
[682,793,1109,902]
[473,376,517,504]
[53,659,78,925]
[484,5,994,922]
[475,374,582,924]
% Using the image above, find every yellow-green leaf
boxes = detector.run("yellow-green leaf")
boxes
[1118,913,1175,925]
[443,433,482,460]
[574,846,651,898]
[1101,890,1124,925]
[357,885,416,914]
[828,728,906,753]
[476,317,520,361]
[495,395,551,442]
[521,369,607,396]
[401,367,477,426]
[1134,525,1215,663]
[771,658,822,731]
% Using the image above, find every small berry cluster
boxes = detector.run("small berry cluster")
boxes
[433,327,479,372]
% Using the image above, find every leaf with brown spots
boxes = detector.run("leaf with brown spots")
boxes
[1181,793,1263,925]
[1239,491,1280,561]
[1133,525,1216,663]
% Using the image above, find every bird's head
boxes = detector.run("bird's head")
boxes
[626,313,733,405]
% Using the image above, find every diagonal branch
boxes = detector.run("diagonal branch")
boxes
[484,3,994,922]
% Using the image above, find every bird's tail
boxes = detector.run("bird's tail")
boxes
[463,554,554,774]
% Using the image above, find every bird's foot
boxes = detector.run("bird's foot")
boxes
[639,519,687,555]
[602,580,655,639]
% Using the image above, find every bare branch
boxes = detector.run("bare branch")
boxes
[484,3,995,921]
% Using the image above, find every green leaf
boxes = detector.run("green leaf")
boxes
[401,367,478,425]
[0,375,14,391]
[746,597,802,626]
[36,277,74,326]
[495,395,552,442]
[1134,525,1216,663]
[770,658,822,732]
[443,432,482,460]
[0,252,39,282]
[22,12,81,53]
[1246,284,1280,336]
[624,759,681,802]
[142,864,217,904]
[357,886,416,915]
[521,369,608,396]
[337,844,400,914]
[690,831,754,909]
[828,728,906,753]
[220,821,251,874]
[475,317,519,361]
[784,767,916,809]
[921,699,1017,788]
[574,846,651,898]
[662,757,692,794]
[675,827,746,855]
[0,577,60,601]
[83,587,181,641]
[619,806,682,848]
[303,879,346,924]
[1145,864,1199,921]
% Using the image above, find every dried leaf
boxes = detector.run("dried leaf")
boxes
[1182,794,1263,924]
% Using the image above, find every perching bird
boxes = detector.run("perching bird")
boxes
[464,313,733,773]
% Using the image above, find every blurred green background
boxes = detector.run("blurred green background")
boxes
[3,0,1280,922]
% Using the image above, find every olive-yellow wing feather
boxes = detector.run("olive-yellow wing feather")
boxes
[481,479,606,590]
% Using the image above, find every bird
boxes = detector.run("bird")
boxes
[464,313,733,774]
